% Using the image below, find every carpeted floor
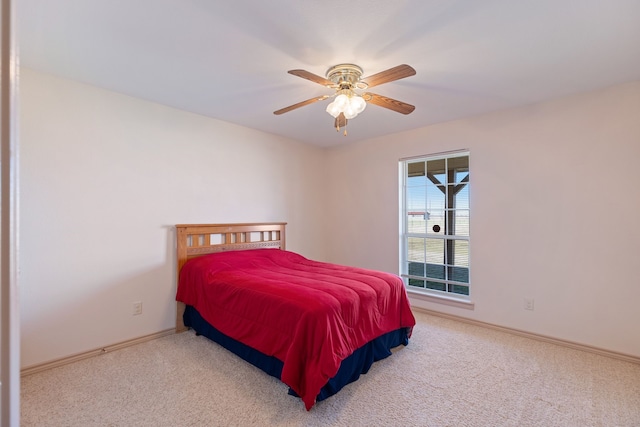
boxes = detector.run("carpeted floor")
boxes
[21,310,640,426]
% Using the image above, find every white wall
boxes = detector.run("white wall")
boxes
[19,69,327,368]
[325,81,640,358]
[20,68,640,367]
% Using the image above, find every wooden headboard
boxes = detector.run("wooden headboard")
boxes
[175,222,287,332]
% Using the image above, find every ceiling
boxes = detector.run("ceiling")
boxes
[16,0,640,148]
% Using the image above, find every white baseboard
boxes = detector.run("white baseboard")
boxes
[21,328,176,377]
[21,309,640,377]
[413,307,640,365]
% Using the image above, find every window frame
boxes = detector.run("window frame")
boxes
[399,150,472,304]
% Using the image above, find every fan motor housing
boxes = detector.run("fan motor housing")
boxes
[326,64,364,89]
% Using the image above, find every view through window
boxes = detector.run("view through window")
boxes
[400,152,470,298]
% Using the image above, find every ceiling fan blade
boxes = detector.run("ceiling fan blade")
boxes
[363,92,415,115]
[273,95,330,115]
[361,64,416,89]
[288,69,335,87]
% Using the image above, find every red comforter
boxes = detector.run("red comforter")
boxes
[176,249,415,410]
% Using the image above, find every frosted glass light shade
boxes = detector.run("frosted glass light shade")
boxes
[325,101,341,118]
[343,105,357,119]
[350,95,366,114]
[325,93,367,119]
[334,94,349,109]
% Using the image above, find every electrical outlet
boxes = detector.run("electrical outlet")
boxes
[133,301,142,316]
[524,298,534,311]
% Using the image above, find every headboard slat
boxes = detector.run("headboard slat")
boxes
[175,222,287,332]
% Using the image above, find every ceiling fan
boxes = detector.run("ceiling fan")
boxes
[274,64,416,135]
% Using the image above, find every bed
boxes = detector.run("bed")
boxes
[175,222,416,410]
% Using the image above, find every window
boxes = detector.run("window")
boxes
[400,152,470,299]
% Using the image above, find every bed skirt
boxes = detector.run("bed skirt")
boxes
[183,305,410,404]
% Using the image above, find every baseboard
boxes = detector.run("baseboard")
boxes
[21,328,176,377]
[21,310,639,376]
[413,307,640,365]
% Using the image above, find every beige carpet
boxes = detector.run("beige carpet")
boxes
[21,310,640,426]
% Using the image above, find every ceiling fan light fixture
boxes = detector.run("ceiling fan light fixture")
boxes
[326,92,366,120]
[276,63,416,134]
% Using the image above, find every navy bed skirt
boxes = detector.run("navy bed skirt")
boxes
[183,305,410,403]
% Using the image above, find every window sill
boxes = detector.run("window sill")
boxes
[406,289,475,310]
